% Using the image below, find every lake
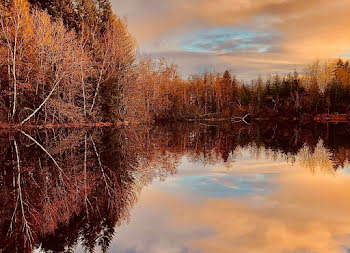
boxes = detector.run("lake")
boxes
[1,122,350,253]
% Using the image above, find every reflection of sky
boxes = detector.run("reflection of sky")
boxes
[174,173,277,198]
[80,148,350,253]
[343,165,350,174]
[150,154,284,201]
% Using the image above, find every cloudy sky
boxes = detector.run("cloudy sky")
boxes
[111,0,350,80]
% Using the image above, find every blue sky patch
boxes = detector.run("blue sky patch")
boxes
[179,27,281,54]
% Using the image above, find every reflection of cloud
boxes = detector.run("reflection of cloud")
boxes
[155,155,293,199]
[107,188,212,253]
[112,0,350,79]
[110,153,350,253]
[176,174,277,198]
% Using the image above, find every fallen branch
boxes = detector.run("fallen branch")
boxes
[232,113,251,125]
[20,76,64,125]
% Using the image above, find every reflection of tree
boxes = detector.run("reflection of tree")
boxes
[0,127,178,253]
[1,122,350,252]
[144,122,350,174]
[298,139,335,175]
[330,147,350,170]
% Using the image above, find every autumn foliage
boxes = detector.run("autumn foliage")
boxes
[1,0,350,126]
[128,58,350,122]
[0,0,134,125]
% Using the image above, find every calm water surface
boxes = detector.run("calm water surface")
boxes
[1,122,350,253]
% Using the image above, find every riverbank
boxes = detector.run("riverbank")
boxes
[0,113,349,130]
[0,121,129,130]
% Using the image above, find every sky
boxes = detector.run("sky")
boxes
[111,0,350,80]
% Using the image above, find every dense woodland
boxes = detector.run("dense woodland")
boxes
[0,0,134,124]
[130,58,350,122]
[0,0,350,125]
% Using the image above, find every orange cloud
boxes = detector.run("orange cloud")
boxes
[112,0,350,79]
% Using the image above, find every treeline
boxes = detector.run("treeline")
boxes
[129,58,350,122]
[1,0,350,125]
[0,0,134,124]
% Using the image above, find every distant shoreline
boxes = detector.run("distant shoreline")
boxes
[0,113,348,130]
[183,113,350,124]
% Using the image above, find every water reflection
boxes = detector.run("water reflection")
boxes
[0,122,350,252]
[0,127,177,253]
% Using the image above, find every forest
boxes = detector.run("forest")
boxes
[0,0,134,125]
[131,58,350,122]
[0,0,350,126]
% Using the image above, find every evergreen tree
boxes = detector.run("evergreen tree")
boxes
[28,0,79,30]
[75,0,99,29]
[28,0,113,32]
[96,0,113,24]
